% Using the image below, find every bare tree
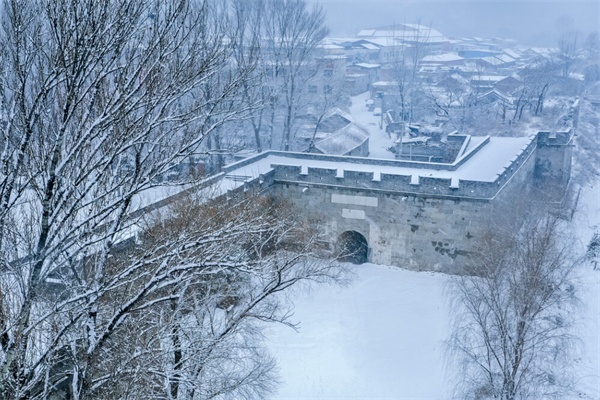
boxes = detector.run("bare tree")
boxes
[229,0,329,153]
[389,21,431,125]
[556,15,580,78]
[447,215,580,400]
[511,61,556,122]
[0,1,345,399]
[586,231,600,270]
[306,59,349,152]
[231,0,267,153]
[263,0,329,151]
[52,192,344,400]
[427,74,477,131]
[583,32,599,84]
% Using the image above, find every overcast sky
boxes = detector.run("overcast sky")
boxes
[309,0,599,47]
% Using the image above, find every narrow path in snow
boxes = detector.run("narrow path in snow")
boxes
[348,92,396,159]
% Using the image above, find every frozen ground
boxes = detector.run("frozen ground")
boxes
[266,179,600,399]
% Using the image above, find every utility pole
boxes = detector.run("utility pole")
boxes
[379,92,385,130]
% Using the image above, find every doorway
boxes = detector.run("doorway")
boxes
[337,231,368,264]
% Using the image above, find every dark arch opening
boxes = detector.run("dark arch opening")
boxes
[337,231,368,264]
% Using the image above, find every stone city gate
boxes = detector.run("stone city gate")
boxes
[223,131,572,273]
[143,130,571,273]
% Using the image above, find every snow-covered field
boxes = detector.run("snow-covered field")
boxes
[266,180,600,399]
[267,265,452,399]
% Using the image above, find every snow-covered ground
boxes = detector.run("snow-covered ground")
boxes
[571,180,600,399]
[267,265,451,399]
[266,179,600,399]
[348,92,397,159]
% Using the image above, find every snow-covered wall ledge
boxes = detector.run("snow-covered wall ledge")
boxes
[268,136,538,201]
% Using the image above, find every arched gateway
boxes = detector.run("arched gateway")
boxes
[337,231,368,264]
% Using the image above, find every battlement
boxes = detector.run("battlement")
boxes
[122,130,571,274]
[274,164,491,199]
[205,130,571,273]
[269,135,537,200]
[537,129,573,146]
[200,130,568,206]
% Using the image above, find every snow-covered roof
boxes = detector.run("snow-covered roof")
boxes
[323,37,361,44]
[449,73,470,84]
[477,89,514,105]
[569,72,585,81]
[357,43,381,50]
[358,24,448,45]
[471,75,507,83]
[372,80,397,87]
[455,62,480,73]
[354,62,382,69]
[520,47,558,57]
[503,49,522,59]
[497,54,517,63]
[479,54,516,66]
[422,53,464,63]
[320,54,347,60]
[357,37,402,48]
[358,29,377,37]
[322,107,354,123]
[319,44,345,50]
[314,123,369,155]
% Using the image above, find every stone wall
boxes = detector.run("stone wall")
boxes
[269,136,536,201]
[107,132,569,275]
[534,130,573,199]
[200,131,569,273]
[269,183,491,272]
[264,134,540,273]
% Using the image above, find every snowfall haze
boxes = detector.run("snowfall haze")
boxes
[1,0,599,399]
[310,0,599,47]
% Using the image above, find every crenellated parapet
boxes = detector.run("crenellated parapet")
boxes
[533,129,573,197]
[205,130,571,272]
[536,129,573,146]
[121,129,571,274]
[269,134,537,200]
